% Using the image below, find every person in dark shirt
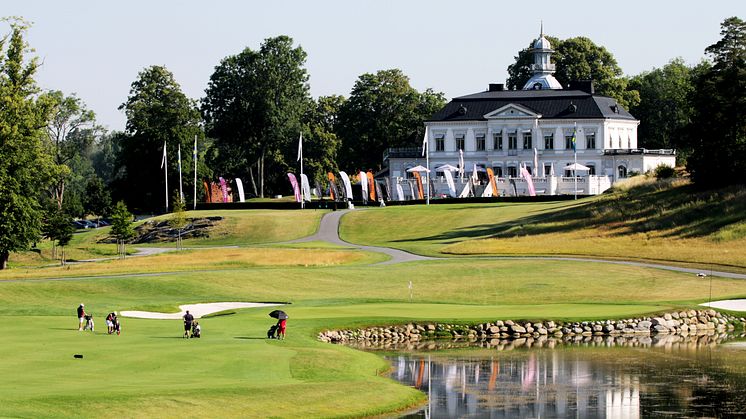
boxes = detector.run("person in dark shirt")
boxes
[77,304,85,331]
[106,312,116,334]
[183,310,194,338]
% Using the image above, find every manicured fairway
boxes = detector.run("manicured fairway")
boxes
[1,256,745,417]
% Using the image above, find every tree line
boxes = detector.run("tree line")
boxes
[0,17,743,269]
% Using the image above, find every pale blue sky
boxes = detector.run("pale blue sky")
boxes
[6,1,745,131]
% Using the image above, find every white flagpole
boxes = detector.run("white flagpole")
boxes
[297,132,304,209]
[193,135,197,210]
[573,122,578,200]
[161,140,168,212]
[178,143,184,204]
[421,126,430,205]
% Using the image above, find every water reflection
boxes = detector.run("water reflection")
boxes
[384,335,746,418]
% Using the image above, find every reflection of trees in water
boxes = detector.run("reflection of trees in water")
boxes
[390,339,746,418]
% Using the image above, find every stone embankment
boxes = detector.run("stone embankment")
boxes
[318,309,744,345]
[99,216,223,244]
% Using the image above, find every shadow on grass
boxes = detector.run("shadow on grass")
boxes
[234,336,266,340]
[150,336,189,339]
[399,181,746,243]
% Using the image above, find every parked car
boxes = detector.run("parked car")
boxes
[81,220,97,229]
[71,220,89,229]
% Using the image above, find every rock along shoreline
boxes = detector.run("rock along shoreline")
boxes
[318,309,745,346]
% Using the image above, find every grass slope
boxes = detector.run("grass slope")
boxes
[341,179,746,271]
[9,209,326,268]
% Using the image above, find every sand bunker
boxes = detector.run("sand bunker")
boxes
[120,302,284,319]
[700,299,746,312]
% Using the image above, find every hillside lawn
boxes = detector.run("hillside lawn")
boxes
[1,258,746,417]
[8,209,325,269]
[340,179,746,273]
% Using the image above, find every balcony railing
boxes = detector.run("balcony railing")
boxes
[603,148,676,156]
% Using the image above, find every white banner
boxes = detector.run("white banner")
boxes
[396,184,405,201]
[458,182,471,198]
[235,178,246,202]
[358,171,368,203]
[339,171,353,201]
[443,170,457,197]
[300,174,311,202]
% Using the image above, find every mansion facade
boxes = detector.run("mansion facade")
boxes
[383,31,675,197]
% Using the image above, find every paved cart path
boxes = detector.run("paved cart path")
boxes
[286,210,435,265]
[291,210,746,279]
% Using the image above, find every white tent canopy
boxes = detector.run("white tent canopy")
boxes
[435,164,459,172]
[406,165,431,173]
[564,163,591,171]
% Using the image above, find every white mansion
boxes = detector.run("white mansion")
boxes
[383,31,675,197]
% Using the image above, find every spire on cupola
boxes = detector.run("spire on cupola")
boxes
[522,23,563,90]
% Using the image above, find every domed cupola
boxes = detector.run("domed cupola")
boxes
[523,24,563,90]
[533,34,552,50]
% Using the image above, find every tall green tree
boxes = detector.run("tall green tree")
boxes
[43,90,98,209]
[507,36,639,108]
[91,130,124,185]
[301,95,345,185]
[82,175,112,219]
[0,19,54,269]
[687,17,746,187]
[336,69,446,170]
[116,66,204,212]
[202,35,311,197]
[628,58,701,154]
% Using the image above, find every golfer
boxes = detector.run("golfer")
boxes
[77,303,86,331]
[277,318,287,340]
[183,310,194,338]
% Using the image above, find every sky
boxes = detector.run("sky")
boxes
[5,1,745,131]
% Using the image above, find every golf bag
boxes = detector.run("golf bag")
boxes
[84,315,94,331]
[267,324,279,339]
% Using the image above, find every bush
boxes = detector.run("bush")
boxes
[654,164,676,180]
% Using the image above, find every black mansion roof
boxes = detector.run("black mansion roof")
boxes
[428,89,636,122]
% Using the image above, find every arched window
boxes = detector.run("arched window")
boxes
[617,165,627,179]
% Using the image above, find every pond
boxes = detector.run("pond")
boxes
[375,333,746,418]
